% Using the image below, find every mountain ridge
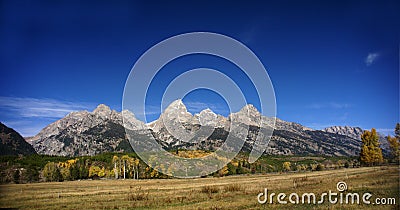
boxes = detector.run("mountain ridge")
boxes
[26,101,381,157]
[0,122,37,156]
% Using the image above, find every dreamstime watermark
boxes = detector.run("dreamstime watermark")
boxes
[122,32,276,178]
[257,181,396,205]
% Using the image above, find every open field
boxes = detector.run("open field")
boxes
[0,166,398,209]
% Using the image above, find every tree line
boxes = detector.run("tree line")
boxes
[1,123,398,184]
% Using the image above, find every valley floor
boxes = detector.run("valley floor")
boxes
[0,166,398,210]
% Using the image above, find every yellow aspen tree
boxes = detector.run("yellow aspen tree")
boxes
[360,128,383,166]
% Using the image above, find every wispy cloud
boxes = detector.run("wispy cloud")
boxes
[365,52,380,66]
[0,97,96,136]
[306,102,352,109]
[0,96,93,119]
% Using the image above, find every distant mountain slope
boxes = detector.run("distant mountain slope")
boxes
[323,125,389,153]
[28,101,373,157]
[323,126,364,140]
[0,122,37,156]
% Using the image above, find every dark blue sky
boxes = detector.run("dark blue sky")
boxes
[0,0,399,136]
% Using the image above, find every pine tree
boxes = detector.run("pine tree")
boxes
[13,169,20,184]
[360,128,383,166]
[53,167,63,182]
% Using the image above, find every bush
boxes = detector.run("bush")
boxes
[224,184,243,192]
[200,185,220,194]
[316,164,324,171]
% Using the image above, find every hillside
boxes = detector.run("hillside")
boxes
[0,122,37,156]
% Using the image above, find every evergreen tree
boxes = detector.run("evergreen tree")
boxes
[25,166,39,182]
[13,169,20,184]
[70,165,80,180]
[53,167,63,182]
[360,128,383,166]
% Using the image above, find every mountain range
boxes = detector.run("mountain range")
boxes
[17,100,388,157]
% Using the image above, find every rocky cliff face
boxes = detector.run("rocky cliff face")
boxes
[0,122,36,155]
[323,126,364,140]
[30,104,146,156]
[28,100,372,157]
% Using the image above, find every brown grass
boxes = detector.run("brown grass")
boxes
[0,166,398,209]
[200,185,220,194]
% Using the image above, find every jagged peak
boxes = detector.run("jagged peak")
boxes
[240,104,259,112]
[66,110,88,116]
[164,99,188,113]
[324,125,363,130]
[169,99,184,106]
[200,108,215,114]
[230,104,261,117]
[93,104,111,114]
[121,109,136,118]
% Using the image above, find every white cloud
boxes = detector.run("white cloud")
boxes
[365,53,380,66]
[0,96,93,119]
[0,97,97,136]
[306,102,352,109]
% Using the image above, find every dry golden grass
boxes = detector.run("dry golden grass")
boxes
[0,166,398,209]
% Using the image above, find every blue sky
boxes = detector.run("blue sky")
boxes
[0,0,399,136]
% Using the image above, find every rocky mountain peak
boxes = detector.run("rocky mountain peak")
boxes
[229,104,261,126]
[197,108,218,126]
[93,104,112,119]
[167,99,186,110]
[199,108,216,116]
[241,104,259,112]
[163,99,192,121]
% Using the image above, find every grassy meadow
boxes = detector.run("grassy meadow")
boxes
[0,166,398,209]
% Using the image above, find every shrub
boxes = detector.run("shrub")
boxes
[316,164,324,171]
[224,184,243,192]
[127,186,149,201]
[200,185,220,194]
